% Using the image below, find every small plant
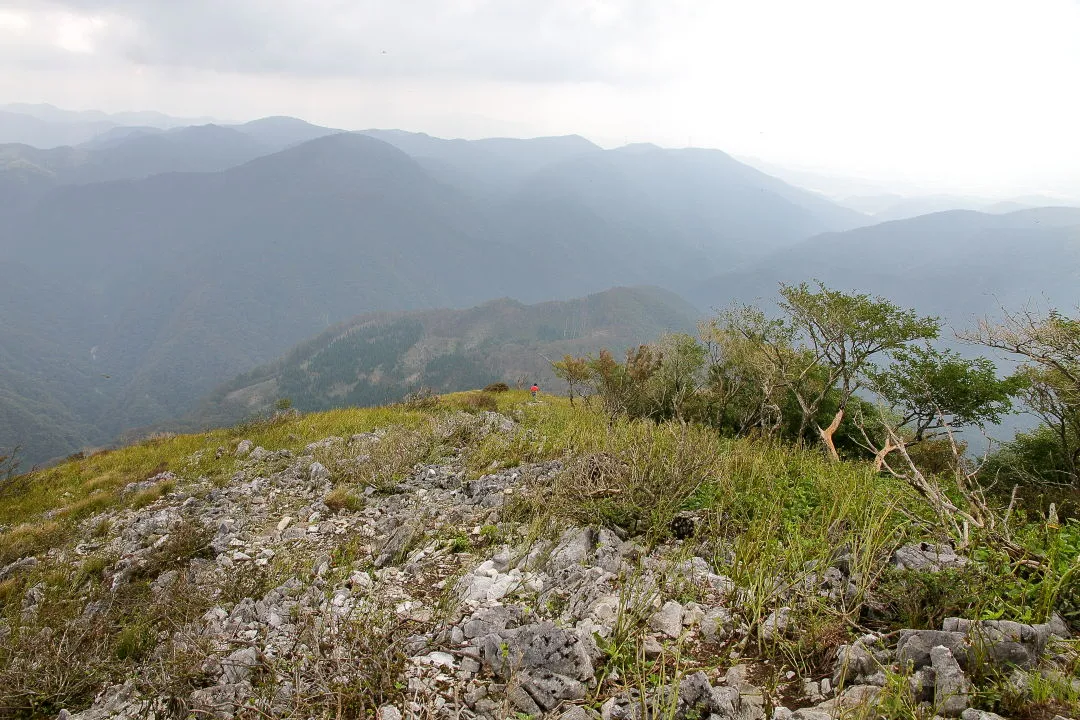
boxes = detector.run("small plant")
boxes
[129,481,175,510]
[325,486,365,513]
[76,555,111,586]
[447,533,473,553]
[114,623,155,662]
[0,446,19,488]
[274,397,293,411]
[483,382,510,393]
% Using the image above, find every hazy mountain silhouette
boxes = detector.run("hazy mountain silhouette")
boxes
[0,125,270,189]
[694,208,1080,322]
[0,104,213,147]
[231,116,343,151]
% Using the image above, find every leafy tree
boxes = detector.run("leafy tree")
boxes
[646,333,707,423]
[699,306,802,436]
[1013,366,1080,483]
[779,281,940,459]
[869,345,1021,443]
[551,354,591,406]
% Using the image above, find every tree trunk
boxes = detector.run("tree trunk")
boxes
[819,409,844,461]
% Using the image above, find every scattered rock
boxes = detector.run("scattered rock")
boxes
[892,542,967,572]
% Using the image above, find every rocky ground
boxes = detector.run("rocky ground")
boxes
[1,410,1077,720]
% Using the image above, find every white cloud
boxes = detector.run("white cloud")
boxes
[53,12,105,52]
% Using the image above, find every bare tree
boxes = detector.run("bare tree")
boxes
[962,306,1080,484]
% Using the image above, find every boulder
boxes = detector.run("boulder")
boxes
[960,710,1008,720]
[650,600,686,639]
[943,618,1050,668]
[480,622,594,681]
[931,645,970,717]
[832,641,879,686]
[509,669,587,712]
[896,630,970,670]
[761,607,792,641]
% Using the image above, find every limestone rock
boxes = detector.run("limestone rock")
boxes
[650,600,686,639]
[897,630,970,670]
[943,617,1050,668]
[892,542,967,572]
[931,645,970,717]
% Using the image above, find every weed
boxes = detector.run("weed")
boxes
[129,481,175,510]
[324,486,365,513]
[447,533,473,553]
[0,521,66,566]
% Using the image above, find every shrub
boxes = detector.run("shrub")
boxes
[400,387,440,410]
[483,382,510,393]
[459,392,498,413]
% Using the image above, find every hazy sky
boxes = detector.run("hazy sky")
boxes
[1,0,1078,197]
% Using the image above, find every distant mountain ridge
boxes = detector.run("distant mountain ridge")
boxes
[186,286,699,430]
[0,104,215,148]
[693,207,1080,322]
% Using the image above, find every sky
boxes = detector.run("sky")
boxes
[1,0,1078,198]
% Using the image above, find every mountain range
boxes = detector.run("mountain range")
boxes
[1,108,1078,465]
[0,123,860,464]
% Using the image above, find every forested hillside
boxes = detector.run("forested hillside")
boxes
[186,286,699,429]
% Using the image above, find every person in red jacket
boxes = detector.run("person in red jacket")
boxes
[530,383,539,399]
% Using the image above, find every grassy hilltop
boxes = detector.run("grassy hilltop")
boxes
[1,389,1078,718]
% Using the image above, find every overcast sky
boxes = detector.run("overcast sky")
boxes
[1,0,1078,198]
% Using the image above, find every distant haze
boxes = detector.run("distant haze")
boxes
[1,0,1078,198]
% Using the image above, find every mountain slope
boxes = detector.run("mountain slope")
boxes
[0,133,525,461]
[188,286,700,428]
[693,208,1080,322]
[0,130,863,464]
[493,144,869,291]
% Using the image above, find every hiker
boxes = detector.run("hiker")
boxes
[530,383,539,399]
